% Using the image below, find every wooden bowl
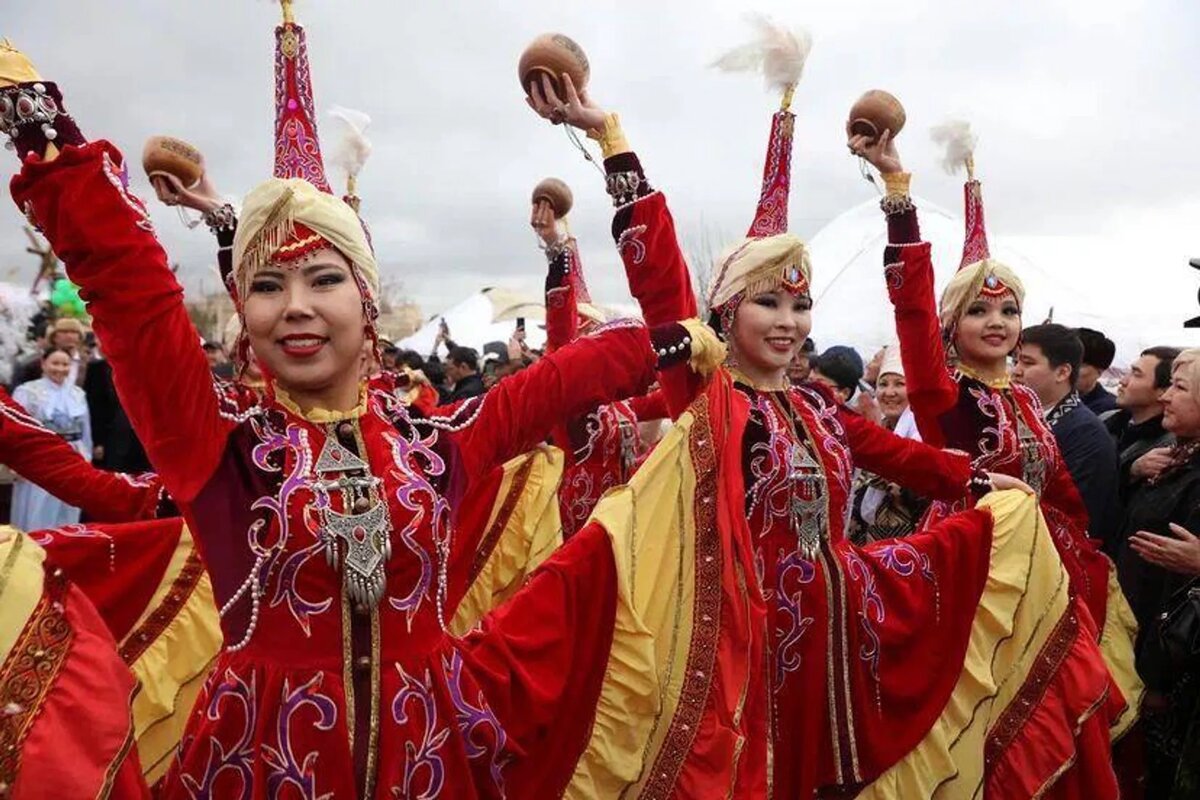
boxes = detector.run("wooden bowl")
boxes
[531,177,573,217]
[846,90,906,142]
[142,135,204,189]
[518,33,589,99]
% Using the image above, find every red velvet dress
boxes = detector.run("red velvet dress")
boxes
[882,210,1112,628]
[1,386,163,522]
[12,141,667,798]
[543,240,667,537]
[882,208,1133,794]
[600,149,1096,797]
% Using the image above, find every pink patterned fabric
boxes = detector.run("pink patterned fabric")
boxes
[746,110,795,238]
[273,23,332,193]
[958,180,990,269]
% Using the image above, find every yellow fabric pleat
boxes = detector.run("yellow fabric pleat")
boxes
[452,446,566,635]
[856,490,1072,800]
[566,410,701,797]
[1098,562,1143,741]
[0,532,44,663]
[123,526,222,783]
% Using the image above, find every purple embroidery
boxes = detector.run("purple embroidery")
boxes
[443,649,511,793]
[180,669,257,800]
[392,665,450,800]
[250,420,331,635]
[844,551,884,684]
[263,673,338,799]
[774,549,816,687]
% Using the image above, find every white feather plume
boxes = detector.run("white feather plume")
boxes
[711,13,813,93]
[930,118,978,175]
[328,106,373,180]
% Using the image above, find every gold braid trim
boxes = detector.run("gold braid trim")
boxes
[237,186,297,300]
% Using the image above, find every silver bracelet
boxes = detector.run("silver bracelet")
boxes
[204,203,237,234]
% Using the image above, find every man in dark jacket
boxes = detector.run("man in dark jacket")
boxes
[1014,324,1120,546]
[444,345,486,402]
[1075,327,1118,415]
[1105,346,1179,500]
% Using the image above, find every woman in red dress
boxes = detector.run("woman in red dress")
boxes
[532,191,668,538]
[526,50,1123,795]
[847,127,1143,745]
[0,16,713,797]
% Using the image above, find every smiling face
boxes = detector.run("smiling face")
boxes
[729,289,813,387]
[41,350,71,384]
[240,247,367,406]
[954,291,1021,372]
[876,372,908,422]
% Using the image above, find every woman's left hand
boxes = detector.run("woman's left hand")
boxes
[526,72,607,132]
[1130,523,1200,575]
[848,128,904,175]
[986,472,1035,494]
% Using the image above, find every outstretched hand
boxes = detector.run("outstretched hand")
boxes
[526,72,607,132]
[986,472,1035,495]
[847,129,904,175]
[150,171,223,215]
[1130,523,1200,576]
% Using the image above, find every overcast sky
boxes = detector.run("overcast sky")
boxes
[3,0,1199,336]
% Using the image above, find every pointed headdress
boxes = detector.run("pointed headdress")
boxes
[930,119,1024,330]
[230,1,379,311]
[705,15,813,319]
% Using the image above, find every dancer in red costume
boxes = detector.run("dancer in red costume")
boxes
[526,15,1124,794]
[847,124,1144,746]
[0,7,724,796]
[533,191,667,537]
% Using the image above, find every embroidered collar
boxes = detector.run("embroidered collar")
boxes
[725,365,789,394]
[1045,390,1082,430]
[274,383,368,423]
[954,361,1011,389]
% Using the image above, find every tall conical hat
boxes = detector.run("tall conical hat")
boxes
[959,176,991,270]
[273,0,332,193]
[706,16,813,312]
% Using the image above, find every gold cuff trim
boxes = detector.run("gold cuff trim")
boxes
[587,113,630,159]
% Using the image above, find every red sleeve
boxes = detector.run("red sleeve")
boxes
[10,142,232,503]
[543,243,580,353]
[882,211,959,447]
[0,388,160,521]
[627,388,668,422]
[607,151,704,416]
[837,401,971,503]
[449,323,657,475]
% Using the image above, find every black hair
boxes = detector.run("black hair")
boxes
[1022,324,1083,387]
[814,346,865,398]
[395,349,426,371]
[1074,327,1115,371]
[447,346,479,372]
[41,345,71,362]
[1142,346,1183,390]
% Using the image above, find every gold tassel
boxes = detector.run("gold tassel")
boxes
[280,0,295,26]
[237,187,297,300]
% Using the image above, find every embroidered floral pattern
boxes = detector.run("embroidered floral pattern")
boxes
[392,665,450,800]
[180,669,257,800]
[263,673,338,800]
[443,649,511,794]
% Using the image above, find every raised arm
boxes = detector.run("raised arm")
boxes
[1,388,161,522]
[444,322,691,476]
[3,71,232,503]
[833,393,975,504]
[847,132,960,444]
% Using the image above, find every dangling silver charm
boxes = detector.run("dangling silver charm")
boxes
[787,441,827,561]
[321,502,390,607]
